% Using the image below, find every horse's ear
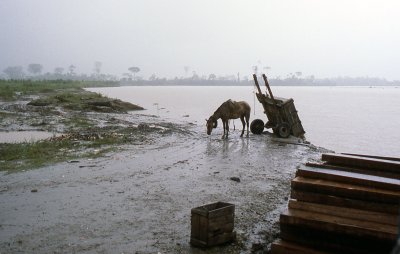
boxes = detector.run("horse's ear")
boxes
[213,120,218,128]
[205,119,208,122]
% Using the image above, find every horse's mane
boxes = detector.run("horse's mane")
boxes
[214,99,233,115]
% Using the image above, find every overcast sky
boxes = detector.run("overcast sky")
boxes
[1,0,399,79]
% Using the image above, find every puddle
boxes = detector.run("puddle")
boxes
[0,131,57,143]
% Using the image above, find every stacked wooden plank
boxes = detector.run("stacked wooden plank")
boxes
[271,153,400,254]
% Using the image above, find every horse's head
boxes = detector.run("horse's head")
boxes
[206,116,218,135]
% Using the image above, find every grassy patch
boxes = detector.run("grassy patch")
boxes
[27,89,142,112]
[0,139,77,172]
[0,79,147,172]
[0,131,133,172]
[0,125,150,172]
[0,111,17,117]
[0,79,118,101]
[63,115,95,129]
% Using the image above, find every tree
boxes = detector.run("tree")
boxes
[68,65,76,75]
[122,73,132,80]
[208,73,216,80]
[94,61,102,75]
[191,71,199,80]
[184,66,190,77]
[128,66,140,80]
[3,66,24,79]
[54,67,64,75]
[149,73,157,81]
[27,63,43,75]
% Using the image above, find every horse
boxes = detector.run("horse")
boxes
[206,99,251,138]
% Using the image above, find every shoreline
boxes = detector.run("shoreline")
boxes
[0,82,330,252]
[0,115,327,253]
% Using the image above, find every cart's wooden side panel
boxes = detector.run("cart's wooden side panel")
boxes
[280,99,305,137]
[256,93,305,138]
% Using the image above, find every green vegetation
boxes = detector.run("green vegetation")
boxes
[63,115,96,129]
[0,139,78,171]
[27,90,143,112]
[0,127,147,172]
[0,79,118,101]
[0,138,113,172]
[0,79,146,172]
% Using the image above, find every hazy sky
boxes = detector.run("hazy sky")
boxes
[1,0,399,79]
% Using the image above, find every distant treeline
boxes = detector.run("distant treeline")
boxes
[2,64,399,86]
[2,76,399,86]
[121,76,400,86]
[3,62,400,86]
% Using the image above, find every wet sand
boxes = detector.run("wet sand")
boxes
[0,115,325,253]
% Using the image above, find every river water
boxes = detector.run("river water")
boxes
[87,85,400,158]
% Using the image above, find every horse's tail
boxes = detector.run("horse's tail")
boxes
[245,102,251,119]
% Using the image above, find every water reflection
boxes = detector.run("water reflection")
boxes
[206,136,250,158]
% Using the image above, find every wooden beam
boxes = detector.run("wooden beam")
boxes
[280,222,395,254]
[280,209,397,241]
[306,162,400,179]
[291,190,399,214]
[291,176,400,204]
[288,199,398,226]
[296,165,400,191]
[271,239,329,254]
[341,153,400,162]
[321,153,400,173]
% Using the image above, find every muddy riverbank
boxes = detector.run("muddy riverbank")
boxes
[0,115,327,253]
[0,83,329,253]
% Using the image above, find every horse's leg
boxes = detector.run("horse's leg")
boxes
[240,116,245,137]
[246,113,250,137]
[222,120,226,139]
[226,120,229,137]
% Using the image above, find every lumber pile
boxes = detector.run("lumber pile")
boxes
[271,153,400,254]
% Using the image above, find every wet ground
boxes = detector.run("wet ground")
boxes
[0,112,326,253]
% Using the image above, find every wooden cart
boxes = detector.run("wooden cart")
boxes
[251,74,305,138]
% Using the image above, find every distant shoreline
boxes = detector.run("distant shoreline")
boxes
[1,78,399,87]
[119,83,400,87]
[119,78,400,87]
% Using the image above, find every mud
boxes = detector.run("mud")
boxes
[0,111,327,253]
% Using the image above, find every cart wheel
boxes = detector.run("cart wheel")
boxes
[250,119,264,134]
[277,122,291,138]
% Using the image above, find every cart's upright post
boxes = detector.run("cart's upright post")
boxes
[252,74,263,95]
[250,74,306,138]
[262,74,275,102]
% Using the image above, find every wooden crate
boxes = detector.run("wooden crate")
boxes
[190,202,235,247]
